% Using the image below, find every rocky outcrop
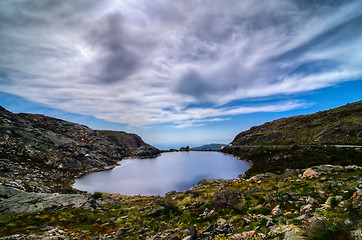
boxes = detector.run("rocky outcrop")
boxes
[0,185,97,214]
[231,101,362,146]
[0,106,159,192]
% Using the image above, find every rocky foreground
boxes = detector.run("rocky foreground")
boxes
[0,164,361,239]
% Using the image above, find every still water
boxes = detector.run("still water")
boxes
[73,151,251,196]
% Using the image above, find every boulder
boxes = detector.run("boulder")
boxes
[241,231,257,240]
[271,205,282,216]
[300,204,312,213]
[306,196,319,205]
[0,191,96,213]
[303,168,317,177]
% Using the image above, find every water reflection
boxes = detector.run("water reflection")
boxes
[73,151,251,196]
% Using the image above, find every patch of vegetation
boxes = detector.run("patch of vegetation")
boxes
[212,188,240,208]
[92,191,102,199]
[303,217,354,240]
[221,145,362,177]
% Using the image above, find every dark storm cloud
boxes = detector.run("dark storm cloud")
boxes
[176,70,216,98]
[85,13,143,83]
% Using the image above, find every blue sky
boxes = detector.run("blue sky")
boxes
[0,0,361,150]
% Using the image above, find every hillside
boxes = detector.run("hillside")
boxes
[232,101,362,146]
[0,105,361,239]
[191,144,226,151]
[222,101,362,176]
[0,106,160,192]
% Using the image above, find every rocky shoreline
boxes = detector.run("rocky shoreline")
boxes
[1,164,361,239]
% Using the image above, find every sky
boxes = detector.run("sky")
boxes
[0,0,361,150]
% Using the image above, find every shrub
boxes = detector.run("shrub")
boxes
[303,217,353,240]
[329,197,339,209]
[249,206,272,215]
[92,192,102,199]
[212,189,240,208]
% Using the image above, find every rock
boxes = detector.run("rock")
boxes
[114,227,130,239]
[266,194,278,201]
[300,204,312,213]
[286,191,298,200]
[284,168,297,176]
[201,209,215,219]
[318,190,327,198]
[138,227,149,234]
[306,196,319,205]
[303,168,317,177]
[248,176,259,183]
[39,226,55,232]
[148,206,165,217]
[0,191,96,213]
[241,231,257,240]
[182,236,192,240]
[217,218,227,226]
[283,227,303,240]
[187,225,198,239]
[247,173,276,182]
[351,229,362,240]
[297,214,309,222]
[265,220,274,228]
[243,218,251,225]
[0,185,24,199]
[271,205,282,216]
[230,233,242,239]
[352,189,361,201]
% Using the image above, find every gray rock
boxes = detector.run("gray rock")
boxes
[148,206,165,217]
[271,205,282,216]
[188,225,198,239]
[266,220,274,228]
[114,227,130,239]
[0,191,96,213]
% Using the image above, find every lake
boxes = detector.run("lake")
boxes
[73,151,251,196]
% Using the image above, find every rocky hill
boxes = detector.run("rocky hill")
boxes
[222,101,362,176]
[232,101,362,146]
[191,144,226,151]
[0,106,160,192]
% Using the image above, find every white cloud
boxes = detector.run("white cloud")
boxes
[0,0,361,128]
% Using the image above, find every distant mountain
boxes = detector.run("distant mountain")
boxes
[191,143,226,151]
[232,100,362,146]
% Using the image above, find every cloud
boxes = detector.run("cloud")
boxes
[0,0,361,128]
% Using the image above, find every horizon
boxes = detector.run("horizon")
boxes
[1,1,362,150]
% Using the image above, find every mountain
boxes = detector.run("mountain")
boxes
[222,101,362,176]
[0,106,160,192]
[191,143,226,151]
[232,100,362,146]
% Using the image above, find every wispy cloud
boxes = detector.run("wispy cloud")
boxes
[0,0,361,127]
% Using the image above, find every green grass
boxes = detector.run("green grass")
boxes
[1,169,361,239]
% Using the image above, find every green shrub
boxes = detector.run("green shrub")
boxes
[249,206,271,215]
[329,197,339,209]
[304,217,353,240]
[92,192,102,199]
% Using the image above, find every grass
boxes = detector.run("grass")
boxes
[0,169,361,239]
[221,145,362,177]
